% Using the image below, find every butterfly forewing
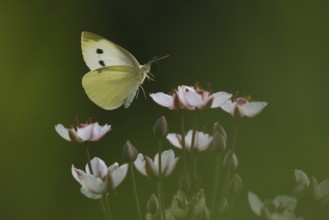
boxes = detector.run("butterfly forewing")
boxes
[82,66,140,110]
[81,32,140,70]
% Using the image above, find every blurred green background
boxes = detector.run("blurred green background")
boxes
[1,0,329,219]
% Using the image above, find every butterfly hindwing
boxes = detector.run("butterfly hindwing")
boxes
[82,65,140,110]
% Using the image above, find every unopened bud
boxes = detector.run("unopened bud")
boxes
[223,150,239,170]
[213,122,227,140]
[212,131,226,153]
[147,194,159,215]
[122,140,138,163]
[231,174,243,194]
[153,116,169,138]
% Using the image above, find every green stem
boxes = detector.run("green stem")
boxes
[100,198,110,220]
[231,119,239,153]
[85,144,93,174]
[129,165,143,220]
[210,153,223,220]
[189,111,198,177]
[157,139,166,220]
[180,110,188,177]
[104,195,114,220]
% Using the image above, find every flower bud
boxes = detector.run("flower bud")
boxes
[212,131,226,153]
[153,116,168,138]
[122,140,138,163]
[231,174,243,194]
[223,150,239,170]
[147,194,159,215]
[213,122,227,140]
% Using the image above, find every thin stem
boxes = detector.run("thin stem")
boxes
[85,144,93,174]
[231,119,239,153]
[129,164,143,220]
[180,110,188,177]
[210,153,223,220]
[189,111,198,177]
[104,195,114,220]
[100,198,110,220]
[157,139,166,220]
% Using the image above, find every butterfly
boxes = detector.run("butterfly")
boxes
[81,32,167,110]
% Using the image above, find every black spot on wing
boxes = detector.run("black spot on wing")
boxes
[99,60,105,67]
[96,48,103,54]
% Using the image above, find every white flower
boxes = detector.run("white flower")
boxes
[150,85,231,110]
[71,157,128,199]
[294,169,329,203]
[134,150,179,179]
[221,97,267,118]
[248,192,302,220]
[166,130,213,152]
[55,121,111,143]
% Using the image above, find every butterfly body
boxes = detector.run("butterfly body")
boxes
[81,32,152,110]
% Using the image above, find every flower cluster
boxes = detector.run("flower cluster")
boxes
[55,82,270,220]
[150,84,267,118]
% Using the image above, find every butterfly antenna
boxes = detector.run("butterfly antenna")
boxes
[148,54,170,65]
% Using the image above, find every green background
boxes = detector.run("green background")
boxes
[1,0,328,219]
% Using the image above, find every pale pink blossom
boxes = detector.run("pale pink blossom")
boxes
[167,130,213,152]
[72,157,128,199]
[150,85,231,110]
[134,150,179,179]
[221,97,267,118]
[55,121,111,143]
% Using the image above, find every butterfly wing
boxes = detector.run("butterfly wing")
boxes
[81,32,140,70]
[82,66,140,110]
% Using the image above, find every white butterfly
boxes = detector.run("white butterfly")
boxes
[81,32,166,110]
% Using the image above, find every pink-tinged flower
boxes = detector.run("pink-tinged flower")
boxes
[221,96,267,118]
[134,150,179,179]
[72,157,128,199]
[166,130,213,152]
[55,121,111,143]
[150,85,232,110]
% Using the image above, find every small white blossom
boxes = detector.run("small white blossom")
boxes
[134,149,179,179]
[72,157,128,199]
[167,130,213,152]
[248,192,302,220]
[221,97,267,118]
[150,85,231,110]
[55,121,111,143]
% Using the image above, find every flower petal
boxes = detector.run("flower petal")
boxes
[184,130,194,151]
[220,100,236,116]
[150,93,176,109]
[184,91,202,109]
[80,187,103,199]
[71,165,85,185]
[55,124,71,141]
[90,123,111,141]
[109,163,128,190]
[211,92,232,108]
[86,157,108,178]
[76,124,93,141]
[133,154,148,177]
[239,101,267,118]
[248,192,264,216]
[195,132,213,152]
[166,133,183,149]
